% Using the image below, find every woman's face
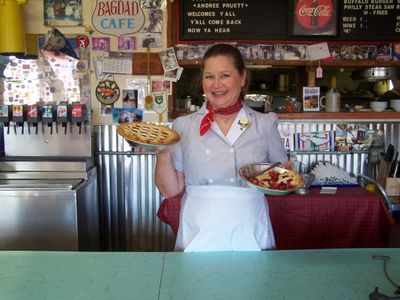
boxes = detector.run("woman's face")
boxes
[202,55,246,109]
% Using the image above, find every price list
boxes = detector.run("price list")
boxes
[179,0,288,41]
[340,0,400,39]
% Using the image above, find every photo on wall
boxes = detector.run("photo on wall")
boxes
[44,0,82,26]
[303,86,320,111]
[291,0,337,36]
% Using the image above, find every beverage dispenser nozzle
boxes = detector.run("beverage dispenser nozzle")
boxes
[27,104,39,135]
[71,104,85,135]
[56,104,68,135]
[12,104,26,135]
[41,105,55,135]
[0,105,11,135]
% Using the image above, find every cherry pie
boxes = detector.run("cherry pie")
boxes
[117,122,180,146]
[252,169,303,190]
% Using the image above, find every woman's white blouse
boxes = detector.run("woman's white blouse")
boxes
[169,103,288,187]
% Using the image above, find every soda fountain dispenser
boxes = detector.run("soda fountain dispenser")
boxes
[0,44,99,251]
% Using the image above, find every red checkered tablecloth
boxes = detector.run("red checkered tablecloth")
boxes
[157,187,395,249]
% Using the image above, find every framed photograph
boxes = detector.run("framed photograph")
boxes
[92,37,110,52]
[44,0,82,26]
[118,36,136,51]
[291,0,337,36]
[303,86,320,111]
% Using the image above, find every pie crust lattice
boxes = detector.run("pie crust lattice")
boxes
[117,122,180,146]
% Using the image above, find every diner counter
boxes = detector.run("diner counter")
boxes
[1,249,399,299]
[268,187,395,250]
[158,187,395,250]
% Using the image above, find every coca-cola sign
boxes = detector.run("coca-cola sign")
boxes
[293,0,337,36]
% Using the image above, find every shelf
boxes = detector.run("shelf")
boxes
[178,59,400,68]
[169,111,400,122]
[277,111,400,121]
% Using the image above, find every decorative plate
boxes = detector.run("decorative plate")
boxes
[95,79,120,105]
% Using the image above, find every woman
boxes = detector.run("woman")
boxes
[155,43,288,252]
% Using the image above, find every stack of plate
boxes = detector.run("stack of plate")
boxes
[390,99,400,112]
[311,162,357,186]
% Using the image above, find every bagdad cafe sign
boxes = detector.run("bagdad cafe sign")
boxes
[92,0,145,36]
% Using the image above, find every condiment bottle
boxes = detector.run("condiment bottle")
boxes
[185,95,192,111]
[330,75,337,89]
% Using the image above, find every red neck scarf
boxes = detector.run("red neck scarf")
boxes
[199,100,243,136]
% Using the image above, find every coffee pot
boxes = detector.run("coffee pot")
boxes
[320,88,341,112]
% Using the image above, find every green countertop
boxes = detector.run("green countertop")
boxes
[0,249,399,300]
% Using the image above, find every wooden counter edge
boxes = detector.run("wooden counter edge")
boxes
[169,111,400,121]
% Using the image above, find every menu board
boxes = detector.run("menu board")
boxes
[178,0,400,42]
[178,0,288,41]
[339,1,400,39]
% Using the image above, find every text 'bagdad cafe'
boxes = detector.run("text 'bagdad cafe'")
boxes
[91,0,145,36]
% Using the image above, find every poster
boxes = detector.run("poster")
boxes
[44,0,82,26]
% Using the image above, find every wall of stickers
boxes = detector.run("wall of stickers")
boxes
[20,0,173,124]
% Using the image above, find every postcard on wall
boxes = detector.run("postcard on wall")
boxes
[143,9,163,33]
[164,67,183,82]
[92,37,110,52]
[159,47,179,72]
[44,0,82,26]
[118,36,136,51]
[122,89,138,109]
[112,108,143,124]
[295,131,335,152]
[141,33,162,48]
[141,0,167,9]
[334,124,374,152]
[303,86,320,111]
[151,80,172,95]
[280,130,294,151]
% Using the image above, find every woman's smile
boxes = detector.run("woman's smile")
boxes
[202,55,246,109]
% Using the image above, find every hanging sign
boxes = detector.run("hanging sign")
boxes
[91,0,145,37]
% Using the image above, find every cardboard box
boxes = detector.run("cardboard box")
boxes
[385,178,400,196]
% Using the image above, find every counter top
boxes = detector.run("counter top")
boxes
[1,249,399,299]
